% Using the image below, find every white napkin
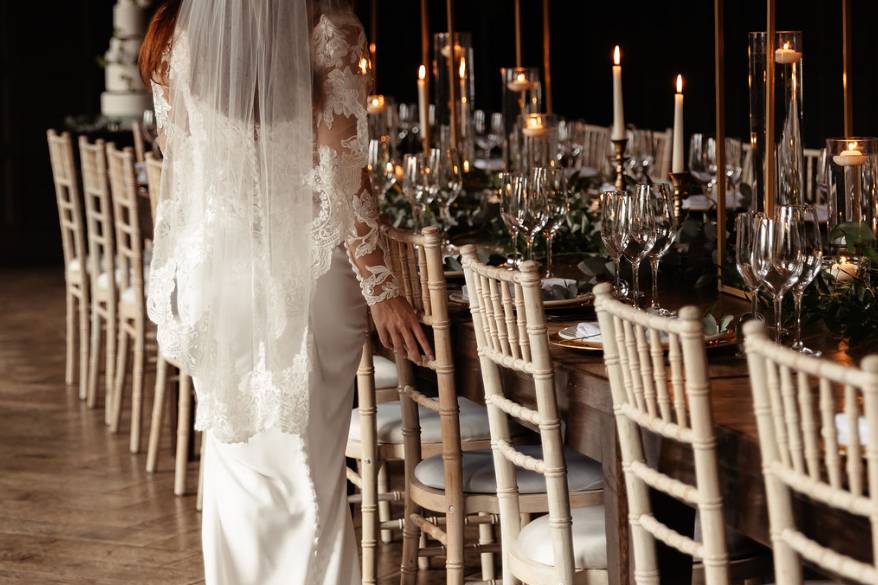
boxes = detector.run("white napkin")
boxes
[461,279,578,303]
[574,321,602,340]
[682,191,745,211]
[473,158,505,171]
[835,413,868,447]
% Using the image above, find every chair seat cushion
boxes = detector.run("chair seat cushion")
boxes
[348,397,491,445]
[373,355,398,389]
[516,505,607,570]
[414,445,604,494]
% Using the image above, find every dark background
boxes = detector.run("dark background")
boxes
[2,0,876,265]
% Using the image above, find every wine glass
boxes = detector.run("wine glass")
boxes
[489,112,506,155]
[427,147,463,224]
[537,166,569,277]
[752,207,804,343]
[617,189,657,306]
[402,153,427,229]
[368,138,396,197]
[498,171,521,267]
[789,205,823,354]
[600,190,627,297]
[512,175,548,261]
[645,183,677,314]
[735,211,765,320]
[688,134,717,192]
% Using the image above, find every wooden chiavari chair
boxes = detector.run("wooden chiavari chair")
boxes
[349,226,497,585]
[78,137,118,416]
[105,144,148,454]
[461,248,606,585]
[629,128,672,181]
[577,123,611,176]
[595,283,776,585]
[47,130,90,401]
[141,152,199,501]
[744,319,878,584]
[132,121,146,164]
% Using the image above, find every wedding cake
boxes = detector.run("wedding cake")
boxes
[101,0,152,119]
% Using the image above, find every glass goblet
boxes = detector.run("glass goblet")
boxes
[498,171,521,268]
[645,183,677,315]
[618,189,657,306]
[402,153,427,229]
[752,207,804,343]
[537,166,569,277]
[512,175,548,261]
[600,190,628,298]
[788,205,823,354]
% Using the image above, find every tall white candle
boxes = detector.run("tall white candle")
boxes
[672,74,684,173]
[611,45,625,141]
[417,65,429,147]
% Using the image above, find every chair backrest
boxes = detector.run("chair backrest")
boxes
[106,144,144,305]
[803,147,824,205]
[593,282,729,585]
[629,128,673,181]
[461,246,577,583]
[78,137,116,295]
[132,121,145,163]
[577,122,611,176]
[743,319,878,585]
[145,151,163,222]
[47,130,87,281]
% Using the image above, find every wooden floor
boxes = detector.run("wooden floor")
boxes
[0,267,477,584]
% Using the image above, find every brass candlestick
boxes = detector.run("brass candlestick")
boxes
[611,138,629,192]
[668,171,694,224]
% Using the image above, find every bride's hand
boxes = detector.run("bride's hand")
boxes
[370,296,434,364]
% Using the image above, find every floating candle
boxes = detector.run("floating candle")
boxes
[774,41,802,64]
[367,94,385,114]
[507,71,532,92]
[830,256,859,282]
[611,45,625,141]
[522,113,547,137]
[833,141,868,166]
[672,74,685,173]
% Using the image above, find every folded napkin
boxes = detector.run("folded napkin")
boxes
[835,413,868,447]
[573,321,602,340]
[461,278,579,303]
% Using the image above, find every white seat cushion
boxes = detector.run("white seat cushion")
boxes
[517,505,607,570]
[348,397,491,445]
[373,355,398,389]
[414,445,603,494]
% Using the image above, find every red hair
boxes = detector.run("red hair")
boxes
[138,0,183,85]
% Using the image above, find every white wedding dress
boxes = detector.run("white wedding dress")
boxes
[148,3,398,584]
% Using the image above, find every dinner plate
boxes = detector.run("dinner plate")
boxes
[449,290,594,309]
[550,324,736,351]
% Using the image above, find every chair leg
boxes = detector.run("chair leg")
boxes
[103,305,116,413]
[377,461,393,544]
[129,325,145,453]
[174,373,192,496]
[110,324,129,433]
[146,356,169,472]
[87,308,101,409]
[400,502,422,584]
[196,432,205,511]
[417,532,429,571]
[77,292,90,402]
[65,289,75,387]
[478,512,496,582]
[360,456,378,585]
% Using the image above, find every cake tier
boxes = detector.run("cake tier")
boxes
[105,37,142,65]
[106,63,146,93]
[102,91,151,119]
[113,0,149,39]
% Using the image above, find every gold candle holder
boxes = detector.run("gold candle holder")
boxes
[611,138,629,192]
[668,171,695,224]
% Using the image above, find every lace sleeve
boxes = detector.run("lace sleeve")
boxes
[312,13,399,306]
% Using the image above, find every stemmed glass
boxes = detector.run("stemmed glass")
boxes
[498,172,521,267]
[735,211,765,320]
[427,147,463,224]
[645,183,677,314]
[689,134,717,191]
[401,153,428,229]
[538,166,569,277]
[752,206,804,343]
[600,191,627,297]
[617,189,657,305]
[789,205,823,354]
[368,138,396,197]
[512,174,548,261]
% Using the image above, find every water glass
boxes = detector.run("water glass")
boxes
[645,183,677,314]
[402,153,428,229]
[498,171,520,267]
[512,175,548,261]
[789,205,823,353]
[600,191,627,297]
[618,189,657,305]
[537,166,569,277]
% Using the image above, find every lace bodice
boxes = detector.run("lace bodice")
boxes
[149,13,398,306]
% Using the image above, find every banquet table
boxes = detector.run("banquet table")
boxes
[440,287,869,585]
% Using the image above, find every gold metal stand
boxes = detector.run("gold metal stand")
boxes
[668,171,694,224]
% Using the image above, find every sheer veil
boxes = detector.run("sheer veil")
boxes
[148,0,349,443]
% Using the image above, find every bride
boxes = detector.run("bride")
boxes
[138,1,432,583]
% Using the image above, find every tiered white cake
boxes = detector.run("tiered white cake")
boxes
[101,0,152,119]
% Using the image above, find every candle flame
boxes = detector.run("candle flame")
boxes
[516,72,526,82]
[358,57,369,75]
[418,64,426,80]
[369,42,376,55]
[613,45,621,65]
[783,41,790,50]
[676,74,683,93]
[459,58,466,78]
[848,140,859,151]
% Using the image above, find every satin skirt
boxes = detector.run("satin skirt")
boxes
[201,246,367,585]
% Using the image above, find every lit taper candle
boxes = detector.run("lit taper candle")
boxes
[672,74,684,173]
[611,45,625,140]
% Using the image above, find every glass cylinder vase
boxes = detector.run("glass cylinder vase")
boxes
[748,31,804,210]
[433,32,475,164]
[826,137,878,256]
[520,113,559,172]
[500,66,542,172]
